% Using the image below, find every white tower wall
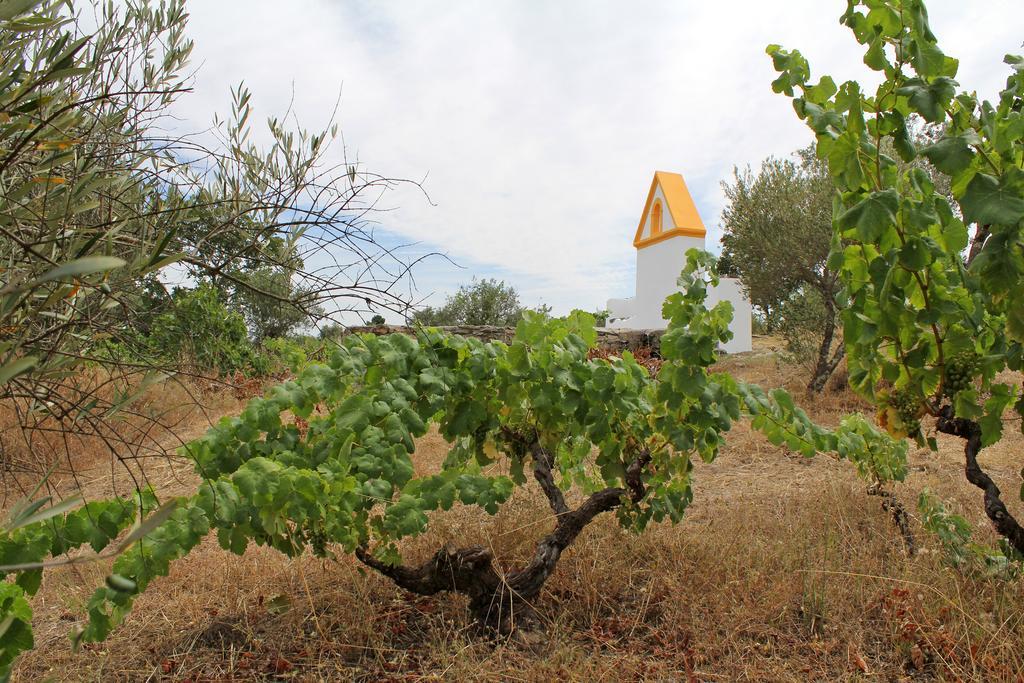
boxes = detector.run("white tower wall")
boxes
[607,235,752,354]
[605,171,752,355]
[706,276,753,354]
[632,235,703,328]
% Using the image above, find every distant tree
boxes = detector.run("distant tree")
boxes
[370,314,386,325]
[229,264,319,342]
[411,278,526,327]
[715,251,740,277]
[319,323,345,339]
[591,309,609,327]
[148,285,254,375]
[176,234,318,342]
[720,147,842,392]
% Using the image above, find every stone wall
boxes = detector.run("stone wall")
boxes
[344,325,665,355]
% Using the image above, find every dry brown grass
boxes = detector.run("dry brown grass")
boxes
[0,369,254,507]
[10,348,1024,682]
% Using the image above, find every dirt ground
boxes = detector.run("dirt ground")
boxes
[9,340,1024,681]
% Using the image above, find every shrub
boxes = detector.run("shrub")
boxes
[411,278,525,326]
[147,285,254,375]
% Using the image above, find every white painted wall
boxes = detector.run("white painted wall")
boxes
[606,234,752,354]
[706,276,752,354]
[633,234,703,326]
[606,296,634,319]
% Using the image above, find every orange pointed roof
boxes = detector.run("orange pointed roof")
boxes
[632,171,706,249]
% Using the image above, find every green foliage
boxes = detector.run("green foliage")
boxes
[719,147,844,389]
[918,492,1022,577]
[776,288,830,363]
[55,248,903,651]
[0,583,32,682]
[0,0,410,438]
[319,323,345,340]
[0,0,193,393]
[0,486,159,680]
[261,336,321,374]
[768,6,1023,408]
[230,266,315,342]
[720,147,835,329]
[411,278,527,327]
[740,384,908,483]
[147,285,256,375]
[770,0,1024,554]
[208,237,321,342]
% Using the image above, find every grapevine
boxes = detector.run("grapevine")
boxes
[0,492,158,678]
[0,250,907,670]
[769,0,1024,557]
[56,251,901,642]
[942,351,980,398]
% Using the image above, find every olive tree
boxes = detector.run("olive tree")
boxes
[0,1,426,673]
[720,148,843,392]
[411,278,527,327]
[0,0,423,476]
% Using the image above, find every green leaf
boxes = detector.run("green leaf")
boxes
[1008,305,1024,342]
[954,389,983,420]
[0,581,33,676]
[837,190,899,241]
[29,256,126,288]
[864,38,888,71]
[116,501,179,551]
[139,252,184,276]
[895,78,956,123]
[0,0,42,21]
[979,385,1015,448]
[910,40,949,78]
[4,495,81,533]
[0,357,37,386]
[960,173,1024,227]
[921,135,974,175]
[898,237,931,270]
[804,75,837,104]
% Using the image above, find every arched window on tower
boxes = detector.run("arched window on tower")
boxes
[651,200,663,236]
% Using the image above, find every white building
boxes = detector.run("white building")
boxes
[607,171,752,354]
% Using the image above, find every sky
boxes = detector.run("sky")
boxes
[172,0,1022,319]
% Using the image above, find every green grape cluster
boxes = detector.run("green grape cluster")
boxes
[890,388,922,437]
[943,351,980,398]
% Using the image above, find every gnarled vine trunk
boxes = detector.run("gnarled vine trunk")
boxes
[936,406,1024,556]
[866,482,916,556]
[357,444,651,634]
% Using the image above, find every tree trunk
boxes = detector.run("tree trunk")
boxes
[966,224,990,267]
[358,443,652,635]
[806,296,844,394]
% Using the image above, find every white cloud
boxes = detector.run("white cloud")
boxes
[175,0,1022,313]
